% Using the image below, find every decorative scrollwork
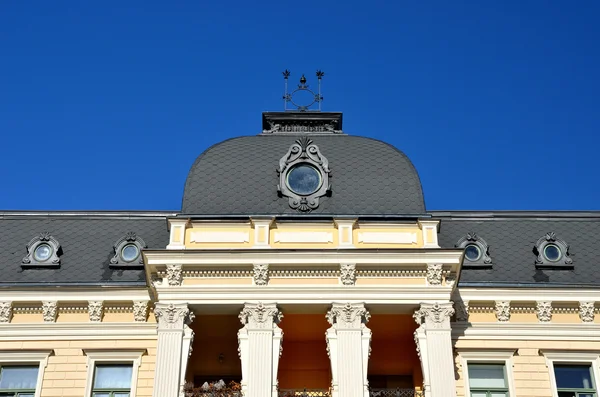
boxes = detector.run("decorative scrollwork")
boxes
[109,232,146,267]
[534,232,573,268]
[21,232,62,268]
[455,232,493,267]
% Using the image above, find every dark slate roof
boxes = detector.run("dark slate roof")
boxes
[181,134,426,216]
[0,212,172,286]
[433,211,600,287]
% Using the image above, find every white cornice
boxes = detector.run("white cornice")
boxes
[0,289,151,302]
[457,287,600,302]
[0,323,157,340]
[452,322,600,341]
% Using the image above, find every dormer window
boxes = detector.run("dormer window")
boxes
[456,232,492,268]
[110,232,146,267]
[22,232,62,268]
[33,243,53,262]
[121,244,141,263]
[286,164,322,195]
[535,232,572,268]
[464,244,482,262]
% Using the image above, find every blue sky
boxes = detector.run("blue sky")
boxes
[1,1,599,211]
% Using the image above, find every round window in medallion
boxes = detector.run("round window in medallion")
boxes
[286,164,322,195]
[543,243,562,262]
[34,243,53,262]
[121,244,140,263]
[464,244,482,262]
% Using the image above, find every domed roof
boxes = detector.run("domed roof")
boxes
[182,114,425,216]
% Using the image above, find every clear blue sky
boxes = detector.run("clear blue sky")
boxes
[1,1,599,211]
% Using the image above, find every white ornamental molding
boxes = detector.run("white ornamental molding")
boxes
[42,301,58,323]
[189,231,250,243]
[253,264,269,286]
[133,301,149,322]
[537,301,553,323]
[238,302,282,329]
[273,231,333,243]
[326,302,370,329]
[357,231,418,244]
[426,264,443,286]
[495,301,511,322]
[413,302,455,329]
[88,301,103,322]
[166,264,183,286]
[340,263,356,286]
[0,302,12,323]
[413,330,421,360]
[579,301,595,323]
[154,303,194,330]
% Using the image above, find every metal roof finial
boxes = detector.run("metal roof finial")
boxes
[282,70,324,112]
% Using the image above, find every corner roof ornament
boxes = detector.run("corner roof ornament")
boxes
[283,70,324,112]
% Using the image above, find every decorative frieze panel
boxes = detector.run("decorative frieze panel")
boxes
[189,231,250,243]
[536,301,553,323]
[269,269,338,278]
[495,301,511,322]
[579,301,595,323]
[88,301,104,322]
[166,264,183,286]
[273,231,333,243]
[253,264,269,286]
[42,301,57,323]
[357,231,418,244]
[426,264,443,286]
[339,263,356,286]
[133,301,149,322]
[0,302,12,323]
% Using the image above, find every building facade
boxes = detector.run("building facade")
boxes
[0,110,599,397]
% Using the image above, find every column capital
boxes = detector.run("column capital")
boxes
[239,302,282,329]
[155,303,194,330]
[413,302,454,329]
[326,302,370,329]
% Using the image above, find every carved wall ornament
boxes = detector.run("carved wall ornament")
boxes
[413,302,455,328]
[238,302,282,329]
[426,264,443,286]
[340,263,356,286]
[87,301,103,322]
[133,301,149,322]
[413,330,421,361]
[534,232,573,268]
[253,264,269,286]
[326,302,370,328]
[579,301,595,323]
[166,264,183,286]
[454,299,469,322]
[0,301,12,323]
[277,137,331,212]
[22,232,62,267]
[42,301,58,322]
[455,232,492,267]
[495,301,511,322]
[536,301,553,323]
[155,303,194,329]
[109,232,146,267]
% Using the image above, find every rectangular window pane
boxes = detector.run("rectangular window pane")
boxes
[92,394,111,397]
[557,392,576,397]
[468,364,507,388]
[490,393,509,397]
[93,364,133,389]
[0,366,39,389]
[555,365,594,389]
[114,393,131,397]
[471,393,488,397]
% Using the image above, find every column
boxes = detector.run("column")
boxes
[326,302,371,397]
[413,302,456,397]
[238,302,283,397]
[153,303,195,397]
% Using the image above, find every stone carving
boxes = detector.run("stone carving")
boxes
[253,264,269,286]
[277,137,331,212]
[155,303,194,329]
[536,301,552,323]
[455,232,493,267]
[534,232,573,267]
[326,302,370,328]
[0,302,12,323]
[238,302,282,329]
[414,302,455,328]
[445,274,457,287]
[340,263,356,286]
[495,301,511,322]
[22,232,61,267]
[413,330,421,360]
[133,301,149,322]
[88,301,103,322]
[110,232,146,266]
[166,264,183,286]
[42,301,58,322]
[426,264,443,286]
[579,301,595,323]
[454,299,469,322]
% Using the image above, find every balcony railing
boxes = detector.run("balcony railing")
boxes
[369,389,424,397]
[278,390,331,397]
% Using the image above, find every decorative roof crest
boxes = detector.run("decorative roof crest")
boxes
[283,70,324,112]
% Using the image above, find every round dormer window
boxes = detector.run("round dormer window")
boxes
[543,244,562,262]
[286,164,322,195]
[464,244,482,262]
[121,244,140,263]
[34,243,53,262]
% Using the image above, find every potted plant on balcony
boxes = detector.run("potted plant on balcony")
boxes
[183,380,242,397]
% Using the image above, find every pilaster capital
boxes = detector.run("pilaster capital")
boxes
[154,303,194,330]
[238,302,282,329]
[413,302,454,329]
[326,302,370,328]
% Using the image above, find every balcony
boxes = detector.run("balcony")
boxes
[277,389,423,397]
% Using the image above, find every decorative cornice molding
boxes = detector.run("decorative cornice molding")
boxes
[270,269,338,278]
[340,263,356,286]
[579,301,595,323]
[426,264,443,286]
[166,264,183,286]
[495,301,511,322]
[133,301,149,322]
[536,301,553,323]
[453,323,600,341]
[0,323,157,341]
[42,301,57,323]
[326,302,370,329]
[154,303,194,330]
[238,302,282,329]
[0,302,12,323]
[253,264,269,286]
[88,301,103,322]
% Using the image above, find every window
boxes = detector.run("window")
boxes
[544,352,600,397]
[459,350,516,397]
[84,350,144,397]
[467,364,509,397]
[0,351,51,397]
